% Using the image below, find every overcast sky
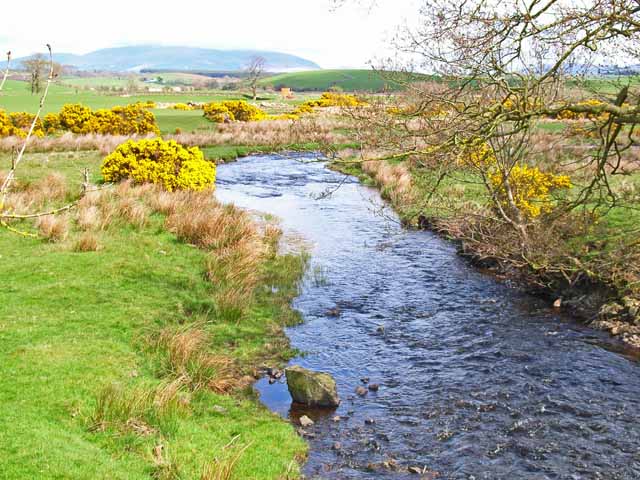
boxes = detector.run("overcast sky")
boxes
[1,0,420,68]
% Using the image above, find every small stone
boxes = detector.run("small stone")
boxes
[268,377,276,384]
[211,405,228,415]
[273,369,283,379]
[365,418,375,425]
[332,415,341,422]
[361,377,370,384]
[326,307,341,317]
[332,442,342,450]
[553,298,562,308]
[368,383,380,392]
[299,415,314,427]
[408,466,423,474]
[376,325,385,334]
[355,386,368,397]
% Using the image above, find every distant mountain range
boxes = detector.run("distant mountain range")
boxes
[15,46,320,73]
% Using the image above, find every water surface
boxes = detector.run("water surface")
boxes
[216,154,640,480]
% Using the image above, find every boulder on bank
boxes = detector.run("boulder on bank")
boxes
[285,365,340,407]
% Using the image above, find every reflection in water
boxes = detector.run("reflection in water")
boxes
[216,154,640,480]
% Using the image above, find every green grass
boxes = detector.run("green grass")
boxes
[0,79,323,134]
[261,69,429,92]
[0,151,308,479]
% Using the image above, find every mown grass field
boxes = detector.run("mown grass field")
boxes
[0,150,308,479]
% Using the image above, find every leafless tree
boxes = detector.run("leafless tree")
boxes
[22,53,62,94]
[245,56,266,101]
[348,0,640,246]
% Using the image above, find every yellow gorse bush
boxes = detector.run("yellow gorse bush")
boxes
[101,138,216,192]
[457,139,496,168]
[203,100,266,123]
[171,103,194,111]
[556,99,609,121]
[54,103,160,135]
[0,109,45,137]
[293,92,366,115]
[490,164,571,218]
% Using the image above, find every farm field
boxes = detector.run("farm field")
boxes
[260,69,429,92]
[0,79,322,134]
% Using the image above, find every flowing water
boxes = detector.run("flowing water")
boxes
[215,154,640,480]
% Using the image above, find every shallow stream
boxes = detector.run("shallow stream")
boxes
[216,154,640,480]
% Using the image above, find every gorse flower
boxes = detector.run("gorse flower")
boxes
[490,164,571,218]
[101,138,216,192]
[203,100,266,123]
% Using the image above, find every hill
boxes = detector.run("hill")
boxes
[15,45,320,73]
[260,69,430,92]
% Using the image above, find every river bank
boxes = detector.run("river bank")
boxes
[330,156,640,349]
[0,150,308,478]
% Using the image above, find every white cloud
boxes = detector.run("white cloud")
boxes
[1,0,420,68]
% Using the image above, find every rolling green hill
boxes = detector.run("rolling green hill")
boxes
[260,69,429,92]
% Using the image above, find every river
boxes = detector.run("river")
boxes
[215,153,640,480]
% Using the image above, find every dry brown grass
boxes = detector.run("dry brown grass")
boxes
[116,196,148,228]
[35,214,69,242]
[154,325,238,393]
[76,203,101,231]
[362,158,415,206]
[89,378,187,435]
[73,232,100,252]
[161,191,267,319]
[0,116,351,154]
[200,438,253,480]
[167,201,256,250]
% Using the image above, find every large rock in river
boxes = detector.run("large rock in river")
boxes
[285,365,340,407]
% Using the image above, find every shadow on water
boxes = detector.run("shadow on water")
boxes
[216,154,640,480]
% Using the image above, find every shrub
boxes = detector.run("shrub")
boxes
[9,112,45,137]
[292,92,365,116]
[101,138,216,191]
[42,113,61,134]
[203,100,266,123]
[203,103,234,123]
[58,103,94,133]
[171,103,193,111]
[0,110,45,137]
[57,103,159,135]
[490,164,571,218]
[0,109,23,137]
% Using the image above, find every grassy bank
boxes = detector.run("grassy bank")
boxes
[0,151,308,479]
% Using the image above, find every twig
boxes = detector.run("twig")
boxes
[1,202,78,219]
[0,44,55,209]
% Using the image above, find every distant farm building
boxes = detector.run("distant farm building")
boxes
[280,87,294,99]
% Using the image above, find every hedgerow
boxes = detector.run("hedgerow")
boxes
[101,138,216,191]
